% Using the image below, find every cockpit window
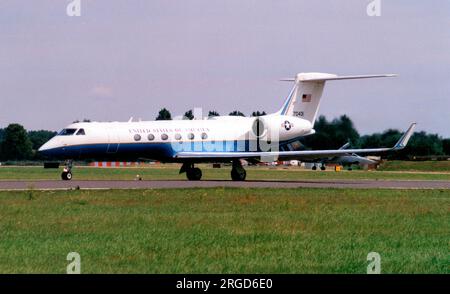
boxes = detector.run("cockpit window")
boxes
[58,128,77,136]
[76,129,86,135]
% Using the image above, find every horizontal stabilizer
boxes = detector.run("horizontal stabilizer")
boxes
[280,73,397,82]
[277,72,397,124]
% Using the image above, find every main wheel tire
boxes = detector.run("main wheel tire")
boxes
[231,168,246,181]
[320,166,326,171]
[186,168,202,181]
[61,171,72,181]
[312,166,317,171]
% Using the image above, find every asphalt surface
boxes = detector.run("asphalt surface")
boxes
[0,179,449,190]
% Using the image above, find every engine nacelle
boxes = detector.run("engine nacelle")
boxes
[251,115,313,143]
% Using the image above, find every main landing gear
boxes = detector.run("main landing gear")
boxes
[231,160,246,181]
[312,163,326,171]
[61,160,73,181]
[180,163,202,181]
[180,160,247,181]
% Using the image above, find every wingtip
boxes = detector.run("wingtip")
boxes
[394,122,417,150]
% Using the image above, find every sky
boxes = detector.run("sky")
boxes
[0,0,449,136]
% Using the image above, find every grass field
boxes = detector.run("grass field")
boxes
[1,164,450,181]
[0,188,448,273]
[379,160,450,172]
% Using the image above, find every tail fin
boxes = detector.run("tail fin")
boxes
[277,73,396,126]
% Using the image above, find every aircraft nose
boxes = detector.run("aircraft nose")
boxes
[38,141,52,152]
[38,138,59,153]
[38,143,47,152]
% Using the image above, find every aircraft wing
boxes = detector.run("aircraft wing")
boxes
[174,123,416,162]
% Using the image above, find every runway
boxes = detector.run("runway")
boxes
[0,179,449,190]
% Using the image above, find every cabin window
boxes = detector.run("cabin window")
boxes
[175,133,182,140]
[76,129,85,136]
[201,132,208,140]
[148,134,155,141]
[161,134,169,141]
[134,134,141,141]
[58,128,77,136]
[187,133,195,140]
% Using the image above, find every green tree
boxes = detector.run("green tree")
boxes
[156,108,172,120]
[208,111,220,117]
[333,115,360,146]
[73,119,91,123]
[301,115,359,150]
[358,129,444,159]
[251,111,267,117]
[229,110,245,117]
[0,128,3,159]
[28,130,57,151]
[183,110,194,120]
[406,132,443,157]
[442,139,450,155]
[1,124,32,160]
[359,133,383,148]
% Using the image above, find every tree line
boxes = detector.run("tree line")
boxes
[155,108,266,120]
[301,115,450,159]
[0,124,56,161]
[0,112,448,161]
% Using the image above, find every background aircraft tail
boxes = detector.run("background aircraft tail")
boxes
[277,73,396,127]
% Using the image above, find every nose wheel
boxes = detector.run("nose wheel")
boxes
[61,160,73,181]
[61,171,72,180]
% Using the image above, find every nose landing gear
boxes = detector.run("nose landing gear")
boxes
[61,160,73,181]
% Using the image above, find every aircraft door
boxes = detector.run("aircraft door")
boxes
[107,128,120,153]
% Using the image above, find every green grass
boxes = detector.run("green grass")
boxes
[379,160,450,172]
[1,164,450,181]
[0,188,448,273]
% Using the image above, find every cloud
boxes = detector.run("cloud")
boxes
[89,85,113,98]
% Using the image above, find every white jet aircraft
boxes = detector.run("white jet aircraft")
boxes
[38,72,416,181]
